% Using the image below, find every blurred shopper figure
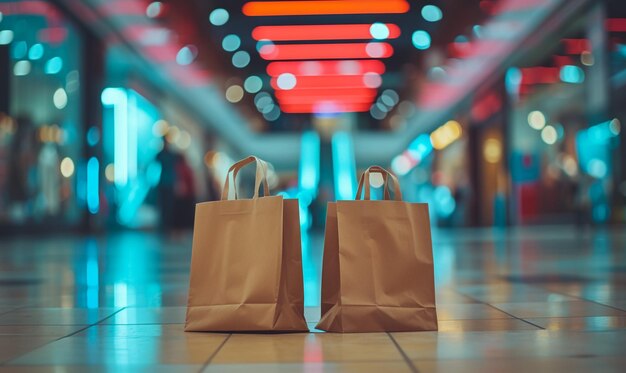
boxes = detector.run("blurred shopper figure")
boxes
[8,116,37,223]
[173,153,196,230]
[574,173,593,228]
[202,151,222,202]
[37,141,61,217]
[156,142,177,231]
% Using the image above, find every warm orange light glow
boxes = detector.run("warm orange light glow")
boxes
[430,120,462,150]
[243,0,409,17]
[267,60,386,77]
[260,42,393,60]
[252,24,400,41]
[271,74,381,90]
[281,102,371,113]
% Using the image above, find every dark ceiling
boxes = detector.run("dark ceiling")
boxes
[171,0,492,132]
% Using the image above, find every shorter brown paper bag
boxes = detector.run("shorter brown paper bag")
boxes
[316,166,438,332]
[185,156,308,332]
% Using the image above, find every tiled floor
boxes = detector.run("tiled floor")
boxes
[0,226,625,372]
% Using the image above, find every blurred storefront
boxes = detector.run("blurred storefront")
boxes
[0,0,84,230]
[1,0,625,233]
[0,0,215,233]
[392,0,625,227]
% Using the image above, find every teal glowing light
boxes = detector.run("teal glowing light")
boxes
[232,50,250,68]
[244,75,263,93]
[298,131,321,196]
[0,30,14,45]
[505,67,522,95]
[101,88,128,187]
[421,5,443,22]
[560,65,585,83]
[176,46,196,65]
[209,8,229,26]
[222,34,240,52]
[87,157,100,214]
[369,23,389,40]
[412,30,431,50]
[28,43,44,60]
[331,132,357,200]
[12,41,27,59]
[45,57,63,74]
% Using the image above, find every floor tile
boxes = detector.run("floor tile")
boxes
[0,336,57,363]
[491,301,626,318]
[212,333,402,364]
[75,324,204,338]
[0,325,86,336]
[436,304,512,320]
[1,227,625,370]
[204,361,412,372]
[101,307,187,325]
[0,365,203,372]
[8,333,227,365]
[414,357,626,373]
[524,316,626,331]
[393,330,626,360]
[0,308,120,326]
[437,319,540,332]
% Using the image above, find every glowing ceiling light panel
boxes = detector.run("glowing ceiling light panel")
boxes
[252,24,400,41]
[243,0,410,16]
[259,42,393,60]
[282,103,370,114]
[267,60,386,77]
[272,74,381,90]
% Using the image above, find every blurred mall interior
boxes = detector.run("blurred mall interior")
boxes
[0,0,625,371]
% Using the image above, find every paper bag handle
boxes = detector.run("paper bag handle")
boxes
[221,156,270,200]
[356,166,402,201]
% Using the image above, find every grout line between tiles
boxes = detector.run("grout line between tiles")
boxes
[0,307,129,366]
[57,307,129,339]
[387,332,419,373]
[454,290,546,330]
[200,333,232,372]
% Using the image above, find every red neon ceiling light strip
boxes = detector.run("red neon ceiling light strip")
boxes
[606,18,626,32]
[280,103,371,113]
[275,87,377,99]
[243,0,409,16]
[252,24,400,41]
[260,42,393,60]
[562,39,590,54]
[267,60,386,76]
[519,67,559,85]
[271,75,379,89]
[277,96,376,105]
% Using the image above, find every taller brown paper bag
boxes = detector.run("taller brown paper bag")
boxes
[185,156,308,332]
[316,166,438,332]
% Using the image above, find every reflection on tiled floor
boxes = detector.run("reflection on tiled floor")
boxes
[0,227,625,371]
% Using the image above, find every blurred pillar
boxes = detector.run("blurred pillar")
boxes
[0,45,8,113]
[585,1,617,222]
[80,30,105,232]
[586,2,609,124]
[467,125,481,227]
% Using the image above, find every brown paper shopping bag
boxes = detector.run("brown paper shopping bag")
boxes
[185,156,308,332]
[316,166,438,332]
